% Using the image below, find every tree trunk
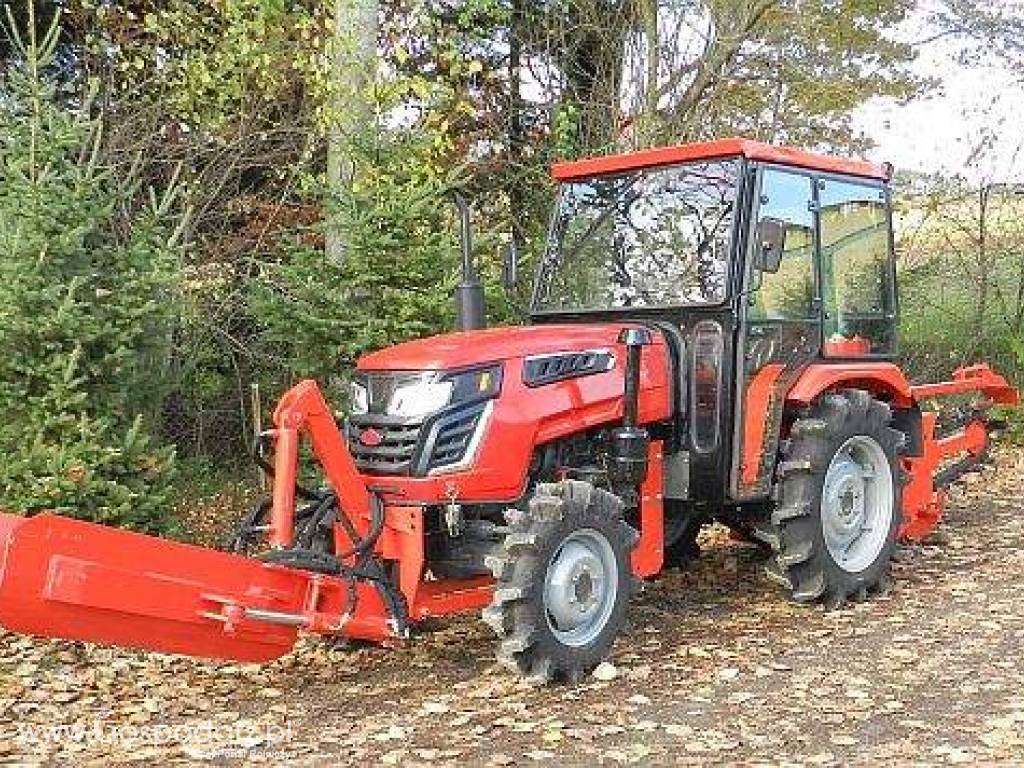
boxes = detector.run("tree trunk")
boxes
[509,0,526,257]
[326,0,379,263]
[635,0,659,148]
[560,0,631,154]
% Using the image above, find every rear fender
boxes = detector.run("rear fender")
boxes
[784,362,914,409]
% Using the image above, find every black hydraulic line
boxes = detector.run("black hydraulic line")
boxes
[243,430,384,561]
[295,494,335,550]
[244,430,407,634]
[225,498,270,552]
[331,492,385,563]
[251,437,320,502]
[321,494,407,634]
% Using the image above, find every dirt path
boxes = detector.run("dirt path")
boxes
[2,451,1024,766]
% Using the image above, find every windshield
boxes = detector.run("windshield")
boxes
[533,159,741,312]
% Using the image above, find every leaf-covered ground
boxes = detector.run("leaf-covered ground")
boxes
[2,450,1024,766]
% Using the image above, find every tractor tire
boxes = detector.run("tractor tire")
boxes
[662,506,701,567]
[768,389,905,609]
[482,480,637,684]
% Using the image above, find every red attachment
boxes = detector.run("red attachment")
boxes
[909,363,1018,406]
[0,377,496,660]
[0,514,312,661]
[900,413,946,539]
[631,440,665,578]
[551,138,890,183]
[901,413,989,539]
[0,509,445,659]
[410,577,494,621]
[270,425,300,549]
[899,365,1018,540]
[271,380,371,550]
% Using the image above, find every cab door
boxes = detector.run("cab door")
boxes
[730,167,822,500]
[817,178,897,356]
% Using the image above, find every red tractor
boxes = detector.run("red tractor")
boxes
[0,138,1016,683]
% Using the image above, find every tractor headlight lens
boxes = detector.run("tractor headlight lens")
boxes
[388,378,455,418]
[350,380,369,415]
[352,365,503,420]
[387,365,503,418]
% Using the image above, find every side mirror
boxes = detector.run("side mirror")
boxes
[755,217,786,274]
[502,241,519,292]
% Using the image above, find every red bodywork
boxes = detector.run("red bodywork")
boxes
[552,137,890,183]
[356,324,672,503]
[0,324,672,661]
[901,365,1018,538]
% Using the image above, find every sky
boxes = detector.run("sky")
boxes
[853,5,1024,183]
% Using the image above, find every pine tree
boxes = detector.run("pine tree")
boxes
[249,128,462,398]
[0,7,180,532]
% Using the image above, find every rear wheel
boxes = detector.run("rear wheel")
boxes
[482,480,636,684]
[768,389,905,608]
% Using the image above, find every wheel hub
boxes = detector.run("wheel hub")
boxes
[573,570,595,609]
[544,529,618,647]
[822,435,894,573]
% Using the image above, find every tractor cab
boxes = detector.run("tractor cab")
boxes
[528,139,898,505]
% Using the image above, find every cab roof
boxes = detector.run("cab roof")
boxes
[551,137,891,183]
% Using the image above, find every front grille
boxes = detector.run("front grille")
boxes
[420,402,488,472]
[346,401,488,476]
[347,415,422,475]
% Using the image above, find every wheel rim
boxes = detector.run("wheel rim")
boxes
[822,435,894,573]
[543,528,619,647]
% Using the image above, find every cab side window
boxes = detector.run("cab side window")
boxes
[748,170,815,320]
[819,180,895,355]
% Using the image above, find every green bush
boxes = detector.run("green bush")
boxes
[249,130,462,404]
[0,13,180,533]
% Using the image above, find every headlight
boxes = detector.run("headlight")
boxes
[352,365,503,419]
[350,380,369,415]
[388,378,454,418]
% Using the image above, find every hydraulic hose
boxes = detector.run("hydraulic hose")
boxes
[245,433,407,634]
[252,432,319,501]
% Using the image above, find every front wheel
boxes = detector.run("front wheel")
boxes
[482,480,637,684]
[768,389,905,608]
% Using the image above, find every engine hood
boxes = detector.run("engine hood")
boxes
[357,324,640,371]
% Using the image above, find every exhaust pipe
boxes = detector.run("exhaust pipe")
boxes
[608,327,653,491]
[452,193,485,331]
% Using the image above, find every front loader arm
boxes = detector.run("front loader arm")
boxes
[268,380,371,549]
[0,380,417,661]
